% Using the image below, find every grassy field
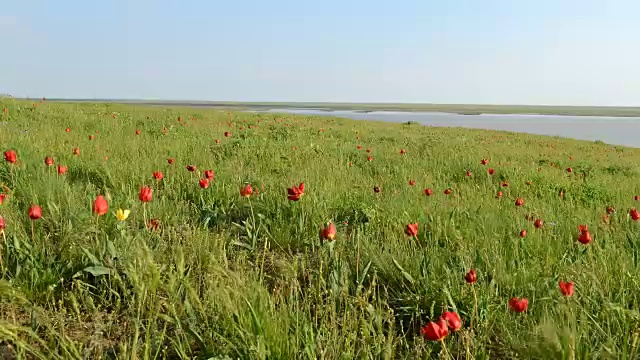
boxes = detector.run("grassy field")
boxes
[43,99,640,117]
[1,98,640,359]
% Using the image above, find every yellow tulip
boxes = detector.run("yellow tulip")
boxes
[116,208,130,221]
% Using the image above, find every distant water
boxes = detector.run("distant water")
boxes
[252,109,640,148]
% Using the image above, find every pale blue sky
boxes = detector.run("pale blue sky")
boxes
[1,0,639,105]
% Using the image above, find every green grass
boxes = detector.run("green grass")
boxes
[1,98,640,359]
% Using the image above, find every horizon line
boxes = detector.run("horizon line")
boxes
[8,97,640,109]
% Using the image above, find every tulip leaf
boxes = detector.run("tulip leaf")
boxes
[392,259,415,284]
[81,247,101,265]
[83,266,112,277]
[106,239,117,259]
[357,261,372,286]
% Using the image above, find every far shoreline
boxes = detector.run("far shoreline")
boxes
[16,98,640,118]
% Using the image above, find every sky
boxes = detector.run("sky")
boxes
[1,0,639,106]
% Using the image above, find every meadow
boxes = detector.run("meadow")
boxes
[1,98,640,359]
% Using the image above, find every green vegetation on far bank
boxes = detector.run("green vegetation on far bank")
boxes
[37,98,640,117]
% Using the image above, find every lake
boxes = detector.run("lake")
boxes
[253,109,640,148]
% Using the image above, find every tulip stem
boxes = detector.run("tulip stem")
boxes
[31,221,35,242]
[472,284,479,328]
[0,230,5,273]
[440,339,451,359]
[143,203,147,227]
[248,197,257,250]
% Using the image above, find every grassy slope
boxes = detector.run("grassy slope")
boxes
[1,99,640,359]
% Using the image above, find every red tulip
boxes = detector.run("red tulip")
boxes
[399,149,406,155]
[424,188,433,196]
[367,155,373,161]
[215,139,220,143]
[534,219,543,229]
[509,297,528,312]
[65,127,71,133]
[92,195,109,216]
[135,129,141,135]
[488,168,495,175]
[4,150,17,164]
[28,205,42,220]
[373,186,381,193]
[635,195,639,201]
[515,197,524,207]
[2,107,6,113]
[224,131,231,137]
[356,145,363,150]
[167,158,175,165]
[558,190,565,198]
[177,116,182,122]
[606,206,615,214]
[519,229,527,238]
[465,269,477,284]
[577,225,591,244]
[440,312,462,332]
[405,223,418,237]
[408,180,415,186]
[287,182,305,201]
[153,171,164,180]
[526,181,532,186]
[566,167,573,173]
[349,162,353,167]
[139,187,153,202]
[240,184,254,197]
[319,223,337,241]
[444,188,452,195]
[421,319,448,341]
[204,170,215,180]
[466,170,472,177]
[73,147,80,156]
[631,208,640,221]
[0,216,5,231]
[481,159,489,165]
[366,148,371,153]
[89,135,95,140]
[44,156,54,166]
[186,165,197,172]
[496,191,503,199]
[0,193,5,205]
[199,178,210,189]
[558,281,574,297]
[501,181,509,187]
[57,165,68,175]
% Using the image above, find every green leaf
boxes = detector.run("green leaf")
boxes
[392,259,415,284]
[83,266,112,277]
[106,239,117,259]
[81,247,101,265]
